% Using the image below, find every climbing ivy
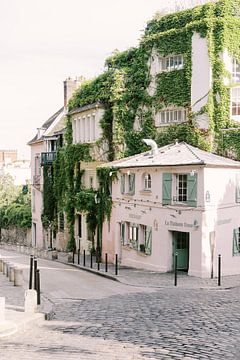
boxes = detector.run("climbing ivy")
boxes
[44,0,240,252]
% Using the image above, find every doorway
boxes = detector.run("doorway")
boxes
[172,231,189,271]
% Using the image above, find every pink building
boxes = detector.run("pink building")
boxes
[103,141,240,278]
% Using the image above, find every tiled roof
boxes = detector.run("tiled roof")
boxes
[106,142,240,169]
[67,102,103,115]
[28,107,64,145]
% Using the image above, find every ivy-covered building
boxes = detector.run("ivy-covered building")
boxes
[29,1,240,261]
[63,0,240,256]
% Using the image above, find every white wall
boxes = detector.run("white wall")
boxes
[191,32,212,129]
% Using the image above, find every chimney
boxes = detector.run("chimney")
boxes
[64,76,85,108]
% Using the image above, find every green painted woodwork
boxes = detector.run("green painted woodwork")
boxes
[173,231,189,270]
[187,173,197,207]
[162,173,172,205]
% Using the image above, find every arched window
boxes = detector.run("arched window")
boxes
[143,173,151,190]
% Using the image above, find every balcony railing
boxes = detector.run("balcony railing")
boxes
[41,152,57,166]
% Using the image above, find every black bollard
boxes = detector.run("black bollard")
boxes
[218,254,221,286]
[174,253,178,287]
[97,251,100,271]
[29,255,33,289]
[77,248,80,265]
[72,250,75,264]
[115,254,118,275]
[34,257,37,291]
[83,250,86,267]
[105,253,108,273]
[90,252,93,268]
[36,269,41,305]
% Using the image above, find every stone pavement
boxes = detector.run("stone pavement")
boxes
[1,246,240,359]
[0,272,45,338]
[71,253,240,290]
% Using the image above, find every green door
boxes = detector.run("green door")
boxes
[173,231,189,271]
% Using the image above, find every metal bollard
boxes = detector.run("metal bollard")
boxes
[97,257,100,271]
[0,259,3,272]
[34,257,37,291]
[72,250,75,264]
[90,252,93,268]
[14,268,23,286]
[174,252,178,287]
[83,250,86,267]
[218,254,221,286]
[105,253,108,273]
[77,249,80,265]
[115,254,118,276]
[36,269,41,305]
[29,255,33,289]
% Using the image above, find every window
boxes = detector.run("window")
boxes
[143,173,151,190]
[231,87,240,116]
[232,58,240,83]
[162,172,197,207]
[128,223,139,250]
[89,176,94,188]
[120,173,135,195]
[176,174,187,202]
[236,173,240,203]
[160,55,184,72]
[155,108,187,126]
[121,222,152,255]
[72,112,100,144]
[233,228,240,255]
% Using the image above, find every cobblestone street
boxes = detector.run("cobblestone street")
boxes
[1,249,240,359]
[1,287,240,359]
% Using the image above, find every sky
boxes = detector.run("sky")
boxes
[0,0,211,159]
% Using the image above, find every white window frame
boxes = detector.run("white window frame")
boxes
[155,108,187,126]
[232,58,240,84]
[143,173,152,190]
[231,87,240,116]
[159,55,184,72]
[176,174,188,203]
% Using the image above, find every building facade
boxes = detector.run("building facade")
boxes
[102,141,240,278]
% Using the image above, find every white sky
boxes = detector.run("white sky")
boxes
[0,0,211,159]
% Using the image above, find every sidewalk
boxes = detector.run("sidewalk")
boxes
[70,253,240,290]
[0,272,45,338]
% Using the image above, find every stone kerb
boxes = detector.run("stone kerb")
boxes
[9,265,15,282]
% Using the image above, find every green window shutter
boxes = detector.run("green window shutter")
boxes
[187,173,197,207]
[145,226,152,255]
[129,174,135,195]
[233,228,240,255]
[120,174,125,194]
[162,173,172,205]
[236,173,240,203]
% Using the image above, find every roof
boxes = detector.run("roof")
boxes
[67,102,104,116]
[28,107,64,145]
[106,142,240,169]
